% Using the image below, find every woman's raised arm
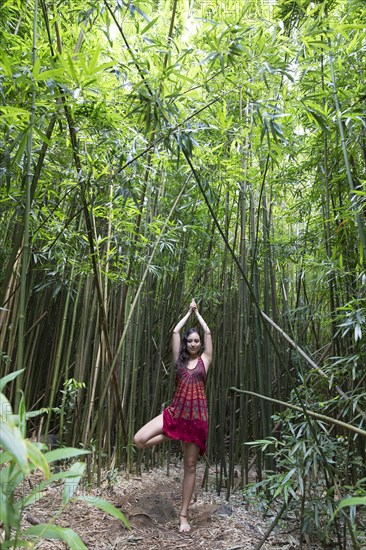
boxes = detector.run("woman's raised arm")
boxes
[193,303,212,370]
[172,302,195,362]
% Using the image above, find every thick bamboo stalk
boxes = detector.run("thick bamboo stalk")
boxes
[16,0,38,403]
[82,331,101,447]
[238,93,251,485]
[43,264,76,437]
[320,54,338,354]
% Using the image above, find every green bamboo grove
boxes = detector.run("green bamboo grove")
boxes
[1,0,366,546]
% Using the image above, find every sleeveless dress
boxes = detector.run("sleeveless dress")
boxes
[162,356,208,455]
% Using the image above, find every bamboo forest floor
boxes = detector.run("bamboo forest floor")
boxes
[22,460,324,550]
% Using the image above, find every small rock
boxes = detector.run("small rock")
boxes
[214,504,233,516]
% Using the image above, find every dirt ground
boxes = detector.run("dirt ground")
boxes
[20,459,322,550]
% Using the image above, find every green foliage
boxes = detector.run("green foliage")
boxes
[59,378,86,440]
[0,371,130,548]
[336,298,366,343]
[245,405,366,546]
[21,525,87,550]
[1,0,366,546]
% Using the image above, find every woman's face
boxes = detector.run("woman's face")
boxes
[186,332,201,357]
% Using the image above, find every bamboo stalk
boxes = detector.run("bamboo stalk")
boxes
[89,179,190,440]
[254,497,292,550]
[16,0,38,403]
[43,263,76,437]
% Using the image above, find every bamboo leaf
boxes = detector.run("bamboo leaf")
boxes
[32,57,41,79]
[0,51,13,76]
[0,106,29,119]
[7,408,51,424]
[77,495,131,529]
[0,423,29,472]
[129,3,150,22]
[1,483,21,531]
[141,16,159,35]
[0,369,25,392]
[62,461,85,503]
[0,540,33,548]
[0,392,13,421]
[43,448,90,463]
[20,467,93,508]
[170,70,195,84]
[0,451,12,464]
[25,440,50,478]
[23,525,87,549]
[35,68,67,81]
[66,53,79,83]
[88,47,101,74]
[282,467,296,484]
[33,127,52,145]
[330,496,366,523]
[88,61,115,76]
[18,391,26,437]
[334,23,365,31]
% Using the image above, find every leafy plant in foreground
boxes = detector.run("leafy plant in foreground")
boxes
[0,369,130,549]
[244,410,365,548]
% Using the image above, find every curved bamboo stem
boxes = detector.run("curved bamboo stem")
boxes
[231,387,366,438]
[260,311,366,423]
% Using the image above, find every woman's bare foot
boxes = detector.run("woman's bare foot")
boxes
[179,513,191,533]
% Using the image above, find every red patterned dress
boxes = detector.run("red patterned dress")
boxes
[162,356,208,455]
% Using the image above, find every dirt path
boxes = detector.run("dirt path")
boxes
[22,462,314,549]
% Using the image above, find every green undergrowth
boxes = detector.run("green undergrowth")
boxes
[0,369,130,549]
[244,408,366,549]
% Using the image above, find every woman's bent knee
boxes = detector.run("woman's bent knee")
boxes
[133,433,145,449]
[133,415,164,449]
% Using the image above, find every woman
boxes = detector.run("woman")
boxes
[134,299,213,533]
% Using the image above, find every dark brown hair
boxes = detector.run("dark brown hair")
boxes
[176,328,201,370]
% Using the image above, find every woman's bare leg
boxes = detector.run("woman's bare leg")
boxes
[134,413,168,449]
[179,442,199,533]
